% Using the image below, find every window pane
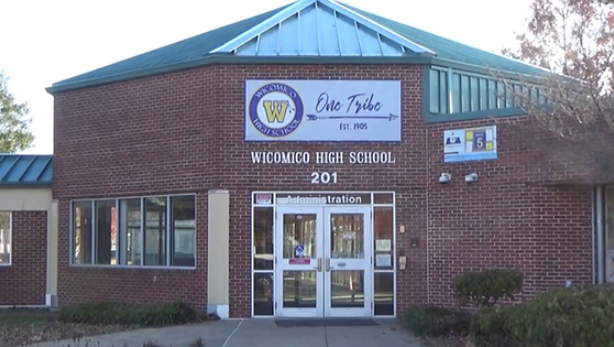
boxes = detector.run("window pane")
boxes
[497,82,506,108]
[253,207,273,270]
[73,201,92,264]
[171,195,196,267]
[0,212,10,265]
[283,214,317,259]
[95,200,117,265]
[145,197,167,266]
[374,207,394,270]
[120,198,142,265]
[451,73,461,113]
[470,77,479,111]
[460,75,470,112]
[479,78,488,110]
[374,272,394,315]
[429,69,440,113]
[439,70,448,113]
[487,80,497,109]
[253,272,274,316]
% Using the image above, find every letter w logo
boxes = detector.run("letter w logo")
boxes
[262,100,289,123]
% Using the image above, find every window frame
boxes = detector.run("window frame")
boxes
[69,193,197,270]
[0,211,11,267]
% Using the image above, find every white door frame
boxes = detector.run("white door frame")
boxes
[274,207,324,317]
[324,206,372,317]
[274,206,372,318]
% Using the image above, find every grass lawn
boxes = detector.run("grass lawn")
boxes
[0,308,59,325]
[0,308,138,347]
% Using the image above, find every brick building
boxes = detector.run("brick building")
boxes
[0,155,58,307]
[44,0,614,319]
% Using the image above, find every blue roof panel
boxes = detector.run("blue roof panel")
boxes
[0,155,53,187]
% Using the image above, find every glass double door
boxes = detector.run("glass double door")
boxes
[275,206,372,318]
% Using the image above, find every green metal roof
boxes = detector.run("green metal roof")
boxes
[0,154,53,187]
[344,4,549,76]
[47,0,549,94]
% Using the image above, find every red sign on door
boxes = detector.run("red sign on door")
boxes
[289,258,311,265]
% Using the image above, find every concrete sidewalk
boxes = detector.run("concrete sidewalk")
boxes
[32,318,423,347]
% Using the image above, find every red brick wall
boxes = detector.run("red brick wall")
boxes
[0,211,47,305]
[52,64,593,316]
[426,118,593,306]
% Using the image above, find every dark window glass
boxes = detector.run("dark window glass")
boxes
[144,197,166,266]
[253,273,274,316]
[95,200,117,265]
[119,198,142,265]
[171,195,196,267]
[374,272,394,316]
[73,201,92,264]
[253,207,273,270]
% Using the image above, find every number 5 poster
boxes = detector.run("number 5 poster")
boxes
[443,125,497,163]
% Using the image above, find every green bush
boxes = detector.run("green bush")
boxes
[59,300,200,327]
[471,286,614,347]
[403,305,470,338]
[470,306,518,347]
[452,268,523,307]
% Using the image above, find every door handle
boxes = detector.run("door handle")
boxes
[325,258,331,272]
[315,258,322,272]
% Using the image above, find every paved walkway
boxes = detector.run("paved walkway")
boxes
[33,318,423,347]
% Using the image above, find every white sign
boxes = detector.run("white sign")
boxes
[375,254,392,267]
[245,80,402,141]
[250,151,396,164]
[443,125,497,163]
[310,172,338,184]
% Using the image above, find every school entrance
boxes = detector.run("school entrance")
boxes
[251,192,397,318]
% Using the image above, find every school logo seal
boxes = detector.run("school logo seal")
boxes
[248,83,304,138]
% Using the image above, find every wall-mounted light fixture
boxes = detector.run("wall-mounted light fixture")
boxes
[439,173,451,184]
[464,173,478,183]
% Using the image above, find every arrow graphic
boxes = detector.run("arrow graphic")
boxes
[306,113,399,121]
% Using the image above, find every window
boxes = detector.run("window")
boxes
[71,194,196,268]
[95,200,117,265]
[0,212,10,265]
[373,205,394,315]
[73,202,92,264]
[170,195,196,267]
[253,206,274,316]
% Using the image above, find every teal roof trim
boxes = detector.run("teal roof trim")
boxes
[0,155,53,187]
[47,0,551,95]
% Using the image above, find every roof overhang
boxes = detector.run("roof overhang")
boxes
[46,55,545,95]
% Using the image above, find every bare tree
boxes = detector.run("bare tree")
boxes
[499,0,614,180]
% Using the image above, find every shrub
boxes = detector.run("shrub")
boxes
[59,300,200,327]
[470,306,517,347]
[452,268,523,307]
[403,305,470,338]
[471,285,614,347]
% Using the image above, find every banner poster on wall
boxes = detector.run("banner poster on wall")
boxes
[443,125,497,163]
[244,79,402,142]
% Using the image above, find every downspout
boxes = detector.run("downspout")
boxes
[591,186,597,284]
[596,185,605,284]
